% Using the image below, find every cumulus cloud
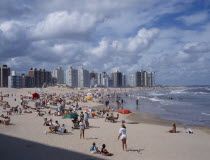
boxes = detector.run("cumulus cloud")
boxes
[90,28,159,57]
[31,11,99,39]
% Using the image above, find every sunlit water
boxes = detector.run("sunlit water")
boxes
[121,86,210,127]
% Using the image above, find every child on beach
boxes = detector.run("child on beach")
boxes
[90,142,100,154]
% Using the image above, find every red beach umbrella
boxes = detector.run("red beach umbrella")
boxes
[118,109,132,122]
[118,109,132,114]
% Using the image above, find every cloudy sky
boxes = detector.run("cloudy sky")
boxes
[0,0,210,85]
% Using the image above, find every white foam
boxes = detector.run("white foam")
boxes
[201,112,210,116]
[194,92,208,95]
[149,97,162,102]
[148,92,164,96]
[170,90,187,94]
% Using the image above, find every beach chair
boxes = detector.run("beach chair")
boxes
[3,119,10,125]
[72,122,79,129]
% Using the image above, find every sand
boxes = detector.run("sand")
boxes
[0,87,210,160]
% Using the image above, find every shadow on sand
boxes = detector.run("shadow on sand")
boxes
[0,133,106,160]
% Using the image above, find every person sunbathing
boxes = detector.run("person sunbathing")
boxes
[24,111,32,113]
[100,144,113,156]
[43,119,53,126]
[169,123,176,133]
[38,112,44,116]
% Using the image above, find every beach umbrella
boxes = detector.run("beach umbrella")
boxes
[86,109,95,112]
[118,109,132,122]
[62,113,78,119]
[88,112,96,118]
[118,109,132,114]
[86,96,93,101]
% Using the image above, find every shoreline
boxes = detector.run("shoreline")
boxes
[92,102,210,135]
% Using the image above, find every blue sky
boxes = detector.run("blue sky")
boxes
[0,0,210,85]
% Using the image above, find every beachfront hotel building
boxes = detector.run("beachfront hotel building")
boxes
[112,70,123,87]
[52,67,64,84]
[78,66,90,88]
[0,65,10,87]
[66,66,78,87]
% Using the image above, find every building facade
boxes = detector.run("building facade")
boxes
[0,65,10,87]
[112,70,123,88]
[66,66,78,87]
[78,67,90,88]
[52,67,64,84]
[28,68,52,88]
[131,70,156,87]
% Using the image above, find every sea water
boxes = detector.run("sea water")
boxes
[123,86,210,127]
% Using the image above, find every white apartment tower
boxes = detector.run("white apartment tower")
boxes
[97,72,109,87]
[66,66,78,87]
[78,67,90,88]
[52,67,64,84]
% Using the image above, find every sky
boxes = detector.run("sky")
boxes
[0,0,210,86]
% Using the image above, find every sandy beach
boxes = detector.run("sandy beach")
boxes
[1,87,210,160]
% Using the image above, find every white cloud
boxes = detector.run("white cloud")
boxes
[177,12,208,25]
[183,42,210,53]
[90,28,159,58]
[31,11,98,39]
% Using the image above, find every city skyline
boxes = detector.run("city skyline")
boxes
[0,1,210,86]
[3,64,155,88]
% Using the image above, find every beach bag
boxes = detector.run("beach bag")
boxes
[186,128,193,134]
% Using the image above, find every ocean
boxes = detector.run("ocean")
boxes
[122,86,210,127]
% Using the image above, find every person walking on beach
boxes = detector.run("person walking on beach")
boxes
[79,120,86,139]
[136,99,139,105]
[118,124,127,151]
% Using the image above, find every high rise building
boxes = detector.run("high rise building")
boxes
[52,67,64,84]
[66,66,78,87]
[147,72,152,87]
[97,72,109,87]
[143,71,148,87]
[151,72,156,87]
[122,74,126,87]
[78,67,90,88]
[130,74,135,87]
[134,71,141,87]
[21,74,33,88]
[8,71,22,88]
[90,71,97,87]
[0,65,10,87]
[112,70,123,87]
[28,68,52,88]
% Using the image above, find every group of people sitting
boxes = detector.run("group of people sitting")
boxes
[105,113,119,123]
[43,119,68,134]
[0,114,11,125]
[90,142,113,156]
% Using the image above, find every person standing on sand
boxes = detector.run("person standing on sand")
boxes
[79,119,86,139]
[118,124,127,151]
